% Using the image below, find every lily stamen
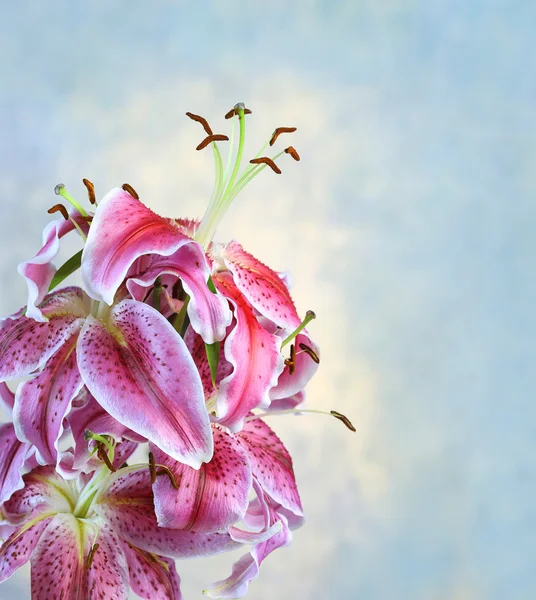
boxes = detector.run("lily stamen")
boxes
[121,182,139,200]
[96,441,117,472]
[148,451,157,483]
[284,343,296,375]
[82,178,96,205]
[48,203,69,220]
[249,157,281,174]
[245,408,356,432]
[269,126,297,146]
[86,543,100,569]
[284,146,301,161]
[186,111,213,135]
[155,465,179,489]
[196,133,230,151]
[297,342,320,364]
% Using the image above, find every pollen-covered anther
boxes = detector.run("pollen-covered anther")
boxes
[269,126,297,146]
[96,441,116,472]
[47,203,69,220]
[82,178,96,204]
[156,465,179,489]
[284,343,297,375]
[249,157,282,174]
[186,111,213,135]
[86,543,100,569]
[330,410,356,432]
[196,133,230,151]
[284,146,301,161]
[298,342,320,364]
[148,451,157,484]
[121,183,139,200]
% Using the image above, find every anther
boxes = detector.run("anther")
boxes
[148,451,157,484]
[47,203,69,220]
[330,410,356,432]
[249,157,282,174]
[196,134,230,151]
[284,343,296,375]
[86,543,100,569]
[82,178,96,205]
[122,183,139,200]
[225,104,252,119]
[156,466,179,489]
[284,146,301,161]
[186,112,213,136]
[269,127,297,147]
[298,342,320,364]
[96,441,116,472]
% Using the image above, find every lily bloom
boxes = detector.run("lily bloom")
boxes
[0,461,237,599]
[0,286,212,469]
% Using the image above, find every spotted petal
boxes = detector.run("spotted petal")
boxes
[86,527,129,600]
[13,332,83,465]
[77,299,212,468]
[213,273,284,431]
[151,426,251,533]
[0,382,15,415]
[0,423,35,504]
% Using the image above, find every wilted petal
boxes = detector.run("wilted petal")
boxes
[0,287,88,382]
[0,423,34,504]
[237,419,302,517]
[86,527,129,600]
[0,516,53,583]
[122,542,183,600]
[30,513,92,599]
[151,426,251,533]
[213,273,284,431]
[77,299,212,467]
[14,333,83,465]
[96,469,237,558]
[223,241,301,329]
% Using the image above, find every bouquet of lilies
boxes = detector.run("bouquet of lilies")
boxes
[0,104,353,599]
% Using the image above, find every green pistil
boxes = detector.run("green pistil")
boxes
[54,184,88,218]
[281,310,316,347]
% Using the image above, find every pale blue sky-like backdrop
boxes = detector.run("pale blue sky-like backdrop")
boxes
[0,2,534,599]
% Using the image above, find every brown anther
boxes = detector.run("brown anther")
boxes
[284,343,296,375]
[96,441,116,472]
[249,157,282,174]
[185,112,213,136]
[47,203,69,220]
[284,146,301,161]
[330,410,356,432]
[225,107,252,119]
[298,342,320,364]
[196,134,230,151]
[86,543,100,569]
[82,178,96,204]
[156,466,179,489]
[121,183,139,200]
[269,127,297,147]
[148,451,157,484]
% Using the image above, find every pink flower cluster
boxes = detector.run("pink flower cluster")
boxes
[0,105,349,599]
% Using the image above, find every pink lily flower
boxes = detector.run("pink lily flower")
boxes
[0,462,237,599]
[0,286,213,469]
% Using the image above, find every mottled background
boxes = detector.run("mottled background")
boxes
[0,1,534,599]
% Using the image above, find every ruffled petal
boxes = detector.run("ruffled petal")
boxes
[0,423,34,504]
[151,426,251,533]
[77,299,212,468]
[0,515,53,583]
[96,469,238,559]
[237,418,302,517]
[86,527,129,600]
[223,241,301,329]
[213,273,284,431]
[30,513,92,599]
[0,287,88,382]
[17,211,89,322]
[122,542,183,600]
[13,332,83,465]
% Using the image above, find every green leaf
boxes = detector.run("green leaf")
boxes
[48,249,83,291]
[205,341,220,388]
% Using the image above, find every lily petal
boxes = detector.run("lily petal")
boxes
[96,469,238,559]
[86,527,129,600]
[223,241,301,329]
[0,287,88,382]
[0,423,34,504]
[0,515,53,584]
[237,418,303,517]
[13,332,83,465]
[77,300,212,467]
[213,273,284,431]
[151,426,251,533]
[0,382,15,415]
[122,542,183,600]
[30,513,92,599]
